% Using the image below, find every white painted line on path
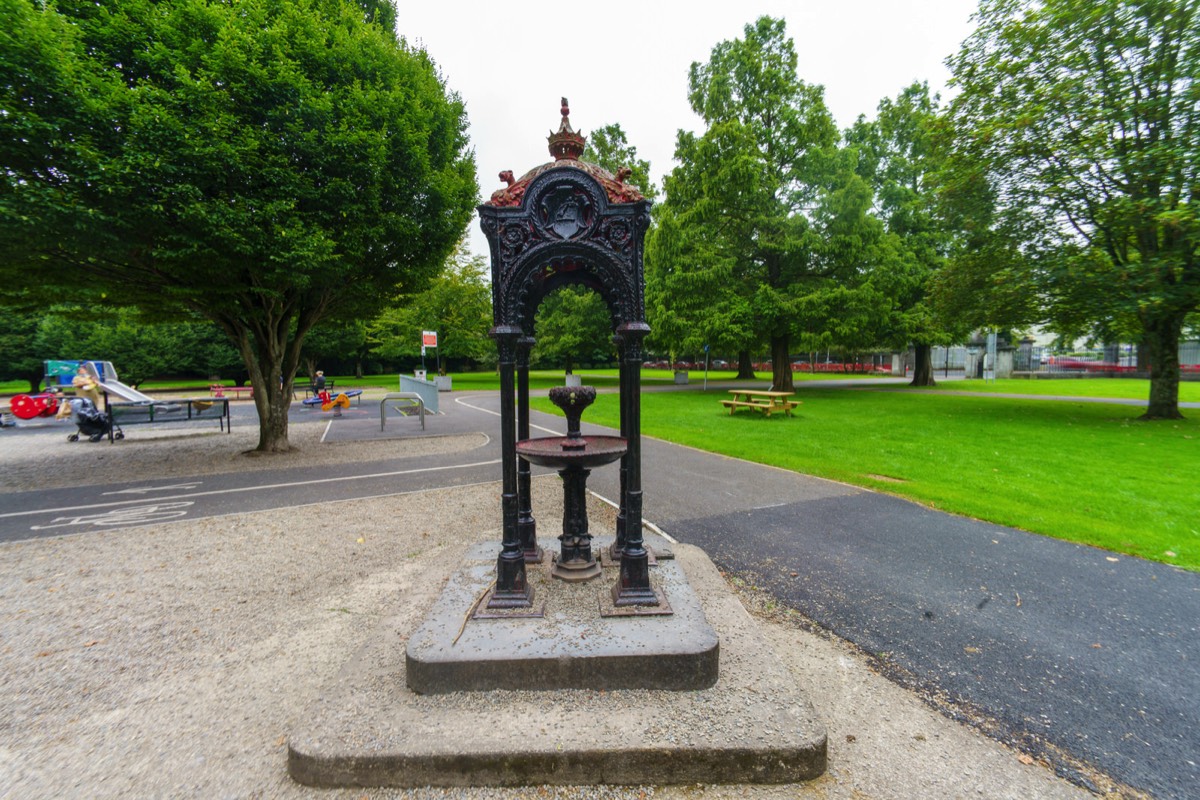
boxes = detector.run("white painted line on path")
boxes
[0,460,501,521]
[103,483,203,495]
[455,395,560,435]
[587,490,679,545]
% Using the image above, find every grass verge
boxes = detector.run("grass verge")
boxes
[923,377,1200,402]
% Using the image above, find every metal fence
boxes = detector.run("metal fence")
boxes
[652,341,1200,377]
[930,346,968,373]
[1013,342,1200,375]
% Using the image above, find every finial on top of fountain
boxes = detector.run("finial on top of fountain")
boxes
[547,98,586,161]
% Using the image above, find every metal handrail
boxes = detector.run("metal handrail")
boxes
[380,392,425,431]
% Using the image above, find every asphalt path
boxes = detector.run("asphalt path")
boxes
[0,398,505,542]
[4,388,1197,798]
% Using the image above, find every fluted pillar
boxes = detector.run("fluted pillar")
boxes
[488,327,532,609]
[612,324,657,606]
[516,336,543,563]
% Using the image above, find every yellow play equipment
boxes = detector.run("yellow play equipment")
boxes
[321,392,351,412]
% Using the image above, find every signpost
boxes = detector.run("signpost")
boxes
[421,330,439,375]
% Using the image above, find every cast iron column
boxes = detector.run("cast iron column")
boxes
[613,324,657,606]
[611,334,628,559]
[488,328,532,608]
[516,336,542,562]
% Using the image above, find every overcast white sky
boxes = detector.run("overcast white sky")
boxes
[393,0,979,257]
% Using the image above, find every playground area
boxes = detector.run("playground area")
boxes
[0,360,445,445]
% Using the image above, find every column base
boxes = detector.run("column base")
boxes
[488,552,532,609]
[551,555,603,582]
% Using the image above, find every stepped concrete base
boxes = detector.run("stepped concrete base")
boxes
[406,539,717,693]
[288,542,827,788]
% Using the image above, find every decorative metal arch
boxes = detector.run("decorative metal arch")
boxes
[477,101,655,609]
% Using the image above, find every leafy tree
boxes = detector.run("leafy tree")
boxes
[945,0,1200,419]
[302,320,370,380]
[646,128,760,376]
[175,322,245,382]
[584,123,659,202]
[8,306,242,388]
[647,16,875,391]
[0,0,477,449]
[0,306,46,391]
[848,82,966,386]
[369,244,494,371]
[532,286,614,373]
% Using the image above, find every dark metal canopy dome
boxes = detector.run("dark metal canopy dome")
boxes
[484,98,646,209]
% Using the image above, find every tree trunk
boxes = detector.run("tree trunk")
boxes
[909,343,937,387]
[232,323,304,453]
[770,335,793,392]
[736,349,756,380]
[1141,314,1184,420]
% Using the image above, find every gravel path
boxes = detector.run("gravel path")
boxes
[0,421,1095,799]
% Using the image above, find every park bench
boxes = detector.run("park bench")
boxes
[303,379,335,399]
[105,397,231,441]
[209,384,253,400]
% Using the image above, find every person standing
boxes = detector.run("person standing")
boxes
[72,366,102,410]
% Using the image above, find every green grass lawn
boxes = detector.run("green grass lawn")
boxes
[927,377,1200,402]
[531,387,1200,571]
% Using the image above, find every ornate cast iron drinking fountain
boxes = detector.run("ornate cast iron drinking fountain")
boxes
[516,385,626,582]
[478,98,660,610]
[289,100,823,792]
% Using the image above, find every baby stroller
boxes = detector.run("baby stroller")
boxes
[65,398,123,442]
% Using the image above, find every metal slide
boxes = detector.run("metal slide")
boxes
[97,378,158,404]
[83,362,161,404]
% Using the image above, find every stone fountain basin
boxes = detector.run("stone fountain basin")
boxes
[516,435,627,468]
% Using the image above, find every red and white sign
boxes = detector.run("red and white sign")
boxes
[422,330,438,347]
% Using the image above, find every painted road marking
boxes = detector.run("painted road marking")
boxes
[455,395,560,435]
[1,460,500,521]
[31,502,196,530]
[103,483,203,495]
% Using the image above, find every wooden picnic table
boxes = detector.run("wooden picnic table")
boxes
[720,389,800,418]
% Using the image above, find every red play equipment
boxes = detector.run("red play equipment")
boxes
[9,391,62,420]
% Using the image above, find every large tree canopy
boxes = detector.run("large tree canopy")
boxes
[848,82,968,386]
[647,16,877,391]
[584,122,659,203]
[945,0,1200,419]
[1,0,477,449]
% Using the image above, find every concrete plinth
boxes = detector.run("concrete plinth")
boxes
[406,539,716,693]
[288,542,827,788]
